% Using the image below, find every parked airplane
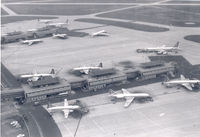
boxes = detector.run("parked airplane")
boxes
[47,99,82,118]
[162,75,200,91]
[52,33,67,39]
[38,19,52,24]
[90,30,109,37]
[20,69,55,81]
[73,62,103,74]
[136,41,180,55]
[109,88,151,107]
[21,39,43,46]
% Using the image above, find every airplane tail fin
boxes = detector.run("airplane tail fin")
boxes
[174,41,179,48]
[50,69,55,74]
[98,62,103,68]
[64,99,69,107]
[180,75,186,80]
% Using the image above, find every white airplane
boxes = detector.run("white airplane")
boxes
[20,69,55,81]
[90,30,109,37]
[162,75,200,91]
[38,19,52,24]
[136,41,180,55]
[109,88,151,107]
[47,99,80,118]
[73,62,103,74]
[21,39,43,46]
[52,33,67,39]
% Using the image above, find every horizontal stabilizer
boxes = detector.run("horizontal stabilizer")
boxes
[174,41,179,47]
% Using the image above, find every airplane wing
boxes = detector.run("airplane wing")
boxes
[62,109,70,118]
[100,32,109,36]
[182,83,193,90]
[157,49,167,55]
[29,76,39,81]
[121,88,130,94]
[121,89,135,107]
[91,31,109,37]
[28,41,34,46]
[83,69,90,74]
[124,96,135,107]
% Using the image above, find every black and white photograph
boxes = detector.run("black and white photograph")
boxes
[1,0,200,137]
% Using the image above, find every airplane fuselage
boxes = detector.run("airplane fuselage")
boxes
[22,39,43,46]
[48,105,80,111]
[20,73,53,78]
[111,93,150,98]
[22,39,41,43]
[145,47,179,51]
[164,80,200,84]
[73,66,101,71]
[91,30,109,37]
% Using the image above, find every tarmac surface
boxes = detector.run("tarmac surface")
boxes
[19,104,62,137]
[47,83,200,137]
[76,18,169,32]
[1,63,21,88]
[1,16,57,24]
[1,101,62,137]
[1,0,200,137]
